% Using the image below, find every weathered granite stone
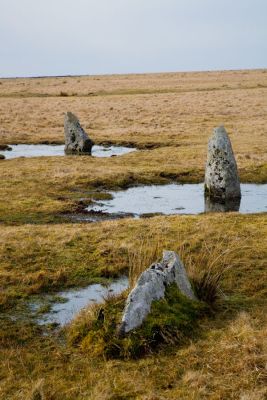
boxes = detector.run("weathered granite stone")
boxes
[204,126,241,200]
[64,112,94,154]
[119,251,196,335]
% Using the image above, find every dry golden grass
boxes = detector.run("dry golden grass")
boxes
[0,69,266,224]
[1,69,266,97]
[0,69,266,161]
[0,148,202,224]
[0,145,266,224]
[0,69,266,399]
[0,213,266,309]
[0,214,266,399]
[1,300,266,399]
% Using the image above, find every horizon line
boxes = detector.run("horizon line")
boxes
[1,67,266,80]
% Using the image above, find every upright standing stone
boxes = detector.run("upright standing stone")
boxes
[204,126,241,201]
[64,112,94,154]
[118,251,196,335]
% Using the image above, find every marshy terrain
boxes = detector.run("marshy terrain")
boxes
[0,69,266,399]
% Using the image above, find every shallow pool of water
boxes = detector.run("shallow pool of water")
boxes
[33,277,128,327]
[1,144,136,159]
[87,183,267,216]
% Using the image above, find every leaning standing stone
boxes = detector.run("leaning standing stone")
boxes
[118,251,196,335]
[204,126,241,200]
[64,112,94,154]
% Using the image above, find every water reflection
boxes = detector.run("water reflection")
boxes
[87,183,266,217]
[205,197,241,213]
[0,144,136,159]
[32,277,129,327]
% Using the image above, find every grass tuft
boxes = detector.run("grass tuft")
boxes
[27,379,45,400]
[182,236,248,306]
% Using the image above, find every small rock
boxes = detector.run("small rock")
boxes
[119,251,196,335]
[0,154,5,160]
[204,126,241,200]
[64,112,94,154]
[0,144,12,151]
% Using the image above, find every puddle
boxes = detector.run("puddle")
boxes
[32,277,128,327]
[85,183,267,217]
[0,144,136,159]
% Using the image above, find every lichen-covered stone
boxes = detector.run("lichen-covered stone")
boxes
[119,251,196,335]
[64,112,94,154]
[205,126,241,200]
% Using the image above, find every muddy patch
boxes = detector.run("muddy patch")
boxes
[0,144,136,159]
[61,209,135,223]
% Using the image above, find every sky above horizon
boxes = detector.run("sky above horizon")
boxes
[0,0,267,78]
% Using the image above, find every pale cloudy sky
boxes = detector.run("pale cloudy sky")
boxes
[0,0,266,77]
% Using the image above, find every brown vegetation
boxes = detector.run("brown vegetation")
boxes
[0,69,267,161]
[0,70,266,399]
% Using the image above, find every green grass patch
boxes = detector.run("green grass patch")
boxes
[68,284,206,359]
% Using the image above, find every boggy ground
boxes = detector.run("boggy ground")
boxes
[0,70,267,399]
[0,69,267,224]
[0,146,267,225]
[0,214,267,399]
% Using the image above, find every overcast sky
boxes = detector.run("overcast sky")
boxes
[0,0,266,77]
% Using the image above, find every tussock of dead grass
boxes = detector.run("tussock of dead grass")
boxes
[27,379,45,400]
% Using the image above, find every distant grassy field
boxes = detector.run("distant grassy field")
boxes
[0,69,267,224]
[0,70,266,399]
[0,69,267,154]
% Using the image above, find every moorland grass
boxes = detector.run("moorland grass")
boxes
[0,70,266,163]
[0,213,266,310]
[0,69,266,225]
[0,148,266,225]
[0,69,266,399]
[0,213,266,399]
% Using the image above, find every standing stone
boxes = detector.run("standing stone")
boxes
[64,112,94,154]
[118,251,196,335]
[204,126,241,200]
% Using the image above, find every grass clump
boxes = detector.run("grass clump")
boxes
[184,237,246,305]
[68,284,205,360]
